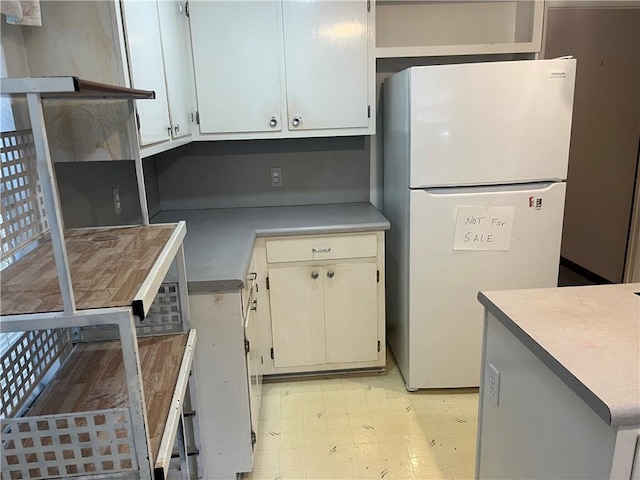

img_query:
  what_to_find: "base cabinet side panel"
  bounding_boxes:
[189,292,253,479]
[477,314,617,479]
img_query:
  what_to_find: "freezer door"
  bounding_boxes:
[408,59,576,188]
[407,182,566,388]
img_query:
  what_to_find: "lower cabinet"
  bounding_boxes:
[256,231,386,375]
[188,231,384,477]
[188,264,263,479]
[269,263,379,368]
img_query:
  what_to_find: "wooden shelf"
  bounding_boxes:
[0,76,155,100]
[27,333,192,464]
[1,223,185,318]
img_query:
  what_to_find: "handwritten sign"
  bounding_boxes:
[453,206,515,251]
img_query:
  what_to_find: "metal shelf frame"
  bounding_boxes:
[0,77,195,480]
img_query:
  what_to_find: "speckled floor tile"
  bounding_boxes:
[243,349,478,480]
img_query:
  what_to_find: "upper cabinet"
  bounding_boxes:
[376,0,543,58]
[10,0,197,160]
[121,0,197,155]
[190,0,376,140]
[189,1,284,135]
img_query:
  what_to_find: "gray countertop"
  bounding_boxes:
[152,203,389,292]
[478,283,640,427]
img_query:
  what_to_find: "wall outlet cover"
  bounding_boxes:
[112,188,122,215]
[271,167,282,188]
[487,361,500,406]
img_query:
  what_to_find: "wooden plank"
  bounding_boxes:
[1,225,176,316]
[27,333,189,462]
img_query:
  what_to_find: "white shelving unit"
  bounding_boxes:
[0,77,196,480]
[376,0,544,58]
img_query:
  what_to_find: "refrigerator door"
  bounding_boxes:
[406,182,566,389]
[408,59,576,188]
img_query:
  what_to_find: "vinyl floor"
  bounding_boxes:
[245,349,478,480]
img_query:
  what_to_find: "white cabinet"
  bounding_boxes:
[281,0,370,131]
[157,0,197,141]
[324,263,378,364]
[189,0,375,140]
[121,0,196,154]
[260,232,386,375]
[189,1,284,135]
[270,263,378,368]
[269,266,326,368]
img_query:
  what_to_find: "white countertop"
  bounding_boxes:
[152,203,389,292]
[478,283,640,427]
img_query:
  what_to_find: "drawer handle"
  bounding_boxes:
[312,247,331,253]
[247,272,257,282]
[311,271,319,280]
[327,270,335,278]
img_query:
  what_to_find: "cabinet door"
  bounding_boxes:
[190,1,284,134]
[324,263,378,364]
[282,0,369,131]
[157,0,196,140]
[244,298,262,439]
[269,266,325,368]
[121,1,171,146]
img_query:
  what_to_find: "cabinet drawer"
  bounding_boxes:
[266,234,377,263]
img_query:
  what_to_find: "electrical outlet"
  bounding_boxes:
[487,362,500,406]
[271,167,282,187]
[112,188,122,215]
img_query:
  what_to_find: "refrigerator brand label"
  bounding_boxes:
[453,207,515,251]
[550,71,567,78]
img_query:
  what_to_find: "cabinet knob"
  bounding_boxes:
[251,299,257,311]
[174,124,180,133]
[311,271,319,280]
[269,117,278,128]
[291,116,302,127]
[327,270,335,278]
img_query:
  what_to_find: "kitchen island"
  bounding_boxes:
[152,202,389,479]
[476,283,640,479]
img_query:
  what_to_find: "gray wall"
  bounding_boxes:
[55,160,161,228]
[543,6,640,282]
[152,137,370,211]
[54,136,368,228]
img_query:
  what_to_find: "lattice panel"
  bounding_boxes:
[0,409,137,479]
[138,283,183,335]
[0,130,48,263]
[1,329,71,420]
[79,283,184,340]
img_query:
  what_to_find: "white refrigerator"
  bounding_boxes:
[383,58,577,389]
